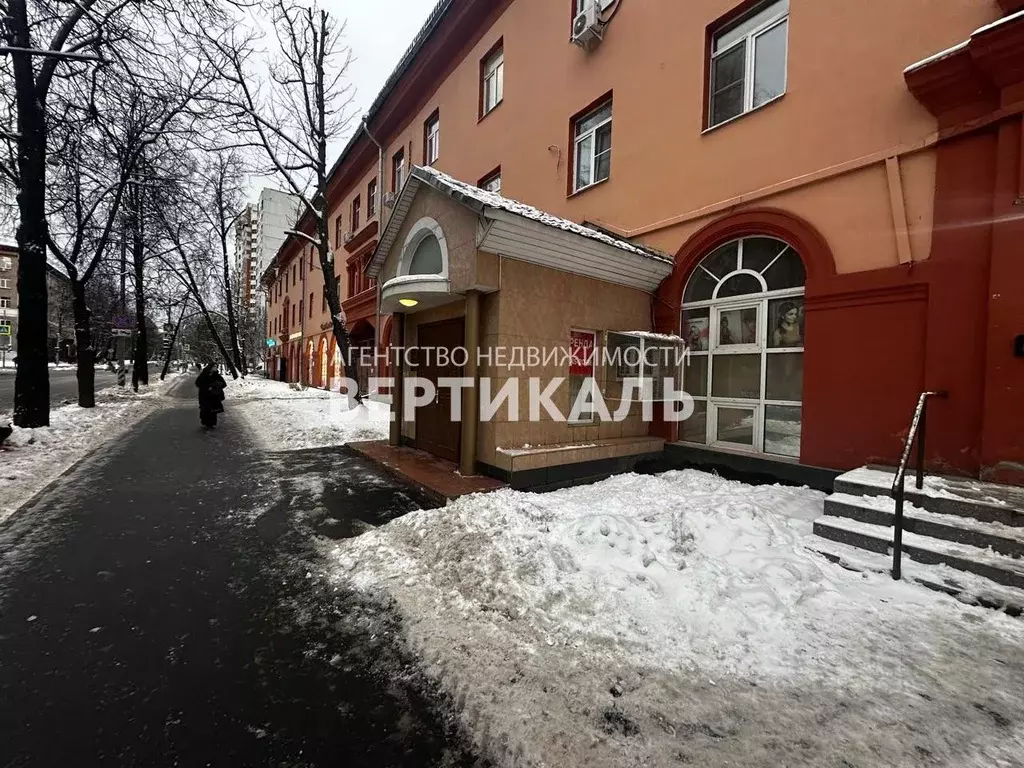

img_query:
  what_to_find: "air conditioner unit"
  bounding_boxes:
[571,2,603,49]
[342,231,355,244]
[383,192,398,209]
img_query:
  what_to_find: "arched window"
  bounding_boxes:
[680,236,805,458]
[398,217,449,279]
[408,234,443,275]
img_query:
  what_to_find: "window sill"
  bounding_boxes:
[701,92,786,136]
[568,176,610,199]
[478,100,503,124]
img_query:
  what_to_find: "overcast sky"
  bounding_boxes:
[326,0,439,158]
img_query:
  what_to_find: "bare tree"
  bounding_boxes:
[152,152,241,379]
[45,58,215,406]
[201,152,245,374]
[0,0,231,422]
[205,0,359,395]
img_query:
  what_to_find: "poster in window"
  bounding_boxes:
[719,307,758,346]
[569,330,595,376]
[769,298,804,348]
[683,315,709,352]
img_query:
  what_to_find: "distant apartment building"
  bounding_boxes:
[0,242,76,361]
[0,242,16,357]
[234,189,300,308]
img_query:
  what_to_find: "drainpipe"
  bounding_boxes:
[301,245,307,386]
[362,116,386,384]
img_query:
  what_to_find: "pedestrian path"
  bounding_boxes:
[0,378,480,767]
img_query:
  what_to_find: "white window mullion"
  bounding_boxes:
[744,35,756,112]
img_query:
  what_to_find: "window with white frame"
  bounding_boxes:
[568,329,597,423]
[573,100,612,192]
[0,298,9,308]
[424,112,440,165]
[0,320,10,331]
[680,236,805,457]
[0,278,10,289]
[479,169,501,194]
[708,0,789,128]
[392,149,405,193]
[606,331,685,403]
[0,256,11,271]
[482,45,504,116]
[574,0,615,15]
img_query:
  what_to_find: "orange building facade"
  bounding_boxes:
[263,0,1024,486]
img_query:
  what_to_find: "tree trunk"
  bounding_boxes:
[131,197,148,391]
[72,280,96,408]
[10,0,50,427]
[221,235,244,377]
[160,303,187,381]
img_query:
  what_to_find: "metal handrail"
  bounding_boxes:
[890,390,947,579]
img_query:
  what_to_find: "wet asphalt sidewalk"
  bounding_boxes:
[0,377,481,767]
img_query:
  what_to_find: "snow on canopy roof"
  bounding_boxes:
[414,166,673,265]
[904,9,1024,74]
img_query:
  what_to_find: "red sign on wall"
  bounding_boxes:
[569,330,595,376]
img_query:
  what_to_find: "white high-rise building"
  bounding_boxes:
[233,189,301,308]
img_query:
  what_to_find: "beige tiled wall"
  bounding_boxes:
[482,258,654,454]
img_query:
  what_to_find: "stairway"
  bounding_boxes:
[812,466,1024,614]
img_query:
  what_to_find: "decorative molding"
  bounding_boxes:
[343,220,379,254]
[803,281,928,312]
[905,12,1024,120]
[885,156,914,265]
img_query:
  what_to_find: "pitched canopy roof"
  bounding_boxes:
[368,166,674,293]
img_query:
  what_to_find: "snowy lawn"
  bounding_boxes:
[230,376,389,451]
[0,374,183,523]
[324,470,1024,767]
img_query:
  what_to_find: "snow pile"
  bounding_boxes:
[325,470,1024,767]
[0,374,183,523]
[232,377,389,451]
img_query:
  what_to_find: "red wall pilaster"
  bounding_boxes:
[980,116,1024,483]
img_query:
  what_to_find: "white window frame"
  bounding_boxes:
[575,0,615,14]
[708,0,789,129]
[425,115,440,165]
[392,151,405,193]
[680,236,804,457]
[568,328,598,424]
[0,297,9,308]
[481,172,501,194]
[0,257,11,271]
[573,102,612,193]
[0,278,9,289]
[482,48,504,116]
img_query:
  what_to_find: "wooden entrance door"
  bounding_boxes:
[415,318,464,463]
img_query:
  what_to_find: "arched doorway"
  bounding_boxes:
[331,337,342,391]
[306,339,315,386]
[318,336,328,389]
[679,235,805,458]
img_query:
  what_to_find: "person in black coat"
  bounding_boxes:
[195,362,227,428]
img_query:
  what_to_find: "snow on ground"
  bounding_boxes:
[323,470,1024,767]
[0,374,183,523]
[231,376,389,451]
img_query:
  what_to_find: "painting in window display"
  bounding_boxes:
[683,314,709,351]
[719,307,758,346]
[769,298,804,348]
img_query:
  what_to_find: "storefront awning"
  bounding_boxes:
[367,166,674,293]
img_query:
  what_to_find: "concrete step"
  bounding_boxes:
[809,538,1024,616]
[824,493,1024,558]
[813,515,1024,591]
[833,466,1024,527]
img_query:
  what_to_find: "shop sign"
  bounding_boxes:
[569,330,595,376]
